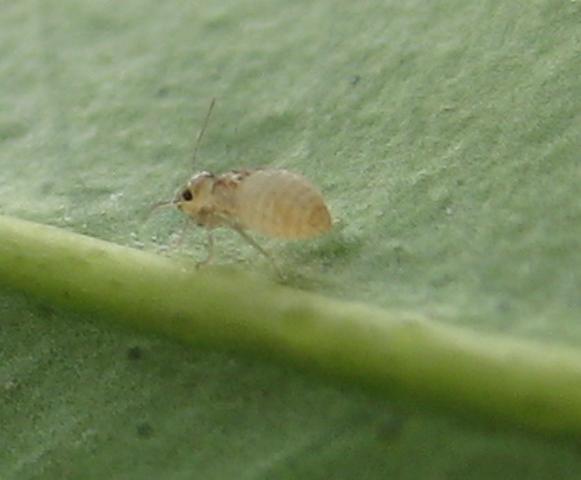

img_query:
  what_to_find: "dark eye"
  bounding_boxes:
[181,189,193,201]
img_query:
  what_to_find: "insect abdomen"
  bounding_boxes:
[234,169,332,239]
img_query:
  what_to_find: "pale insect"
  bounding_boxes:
[154,99,332,272]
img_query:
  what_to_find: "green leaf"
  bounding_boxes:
[1,1,580,478]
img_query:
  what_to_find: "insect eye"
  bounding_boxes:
[181,189,193,201]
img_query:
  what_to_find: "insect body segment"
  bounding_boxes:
[174,168,332,239]
[235,169,332,239]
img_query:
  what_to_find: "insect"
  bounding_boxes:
[154,99,332,272]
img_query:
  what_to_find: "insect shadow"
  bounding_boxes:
[277,225,365,289]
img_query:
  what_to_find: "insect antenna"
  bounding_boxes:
[148,99,216,219]
[191,97,216,169]
[146,200,174,220]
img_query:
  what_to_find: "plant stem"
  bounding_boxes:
[1,214,581,436]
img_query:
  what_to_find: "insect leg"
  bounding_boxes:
[232,226,282,276]
[196,230,215,268]
[169,216,192,249]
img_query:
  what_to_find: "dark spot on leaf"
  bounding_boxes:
[376,414,406,442]
[127,346,143,360]
[39,181,56,195]
[156,86,170,97]
[137,422,154,438]
[349,74,361,86]
[35,302,56,317]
